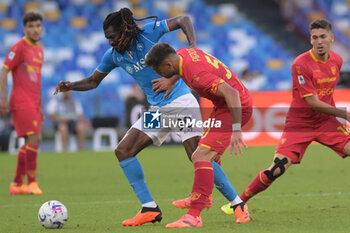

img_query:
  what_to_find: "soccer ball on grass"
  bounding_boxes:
[38,200,68,229]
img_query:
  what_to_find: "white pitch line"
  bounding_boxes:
[1,192,349,208]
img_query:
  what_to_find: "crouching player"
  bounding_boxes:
[146,42,252,227]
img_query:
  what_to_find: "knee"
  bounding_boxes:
[265,157,291,181]
[191,147,212,163]
[58,124,68,134]
[115,145,133,162]
[76,122,86,133]
[191,151,201,163]
[27,134,42,146]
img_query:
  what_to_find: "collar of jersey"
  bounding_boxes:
[179,55,183,76]
[309,49,330,64]
[23,37,36,47]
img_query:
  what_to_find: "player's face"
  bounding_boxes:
[104,26,120,50]
[153,62,176,78]
[310,28,334,58]
[24,20,42,43]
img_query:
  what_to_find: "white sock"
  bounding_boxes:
[142,201,157,208]
[230,196,243,206]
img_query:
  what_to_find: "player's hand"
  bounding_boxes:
[0,97,9,116]
[152,77,174,99]
[229,131,248,156]
[54,81,72,95]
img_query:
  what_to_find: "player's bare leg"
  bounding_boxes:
[240,153,292,202]
[115,128,162,226]
[76,121,87,150]
[58,123,69,151]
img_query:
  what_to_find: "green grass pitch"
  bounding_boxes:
[1,144,350,233]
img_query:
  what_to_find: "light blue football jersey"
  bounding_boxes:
[96,20,190,107]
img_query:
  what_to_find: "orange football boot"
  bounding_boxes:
[166,214,202,228]
[122,206,162,226]
[234,202,250,223]
[28,182,43,195]
[172,194,212,210]
[9,183,30,195]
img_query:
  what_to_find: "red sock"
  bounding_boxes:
[13,146,27,186]
[26,144,38,184]
[240,170,273,202]
[187,161,214,217]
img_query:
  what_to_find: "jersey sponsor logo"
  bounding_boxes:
[8,51,15,60]
[317,87,334,96]
[131,59,146,73]
[317,77,336,84]
[117,56,123,62]
[143,110,161,129]
[156,21,160,27]
[33,57,43,64]
[298,75,305,85]
[126,65,133,74]
[136,42,144,51]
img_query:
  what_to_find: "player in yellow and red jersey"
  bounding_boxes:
[0,12,44,195]
[236,18,350,207]
[145,43,252,227]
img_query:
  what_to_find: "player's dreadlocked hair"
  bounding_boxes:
[103,8,158,53]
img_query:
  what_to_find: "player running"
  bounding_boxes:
[0,12,44,195]
[236,18,350,206]
[54,8,244,226]
[145,42,252,227]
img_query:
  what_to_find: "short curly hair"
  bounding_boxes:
[145,43,177,67]
[309,18,332,31]
[22,11,43,26]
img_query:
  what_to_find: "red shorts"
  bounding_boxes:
[276,117,350,164]
[11,108,41,137]
[199,105,252,155]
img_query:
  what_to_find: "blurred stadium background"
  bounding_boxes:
[0,0,350,151]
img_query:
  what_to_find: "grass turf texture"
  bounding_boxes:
[0,144,350,233]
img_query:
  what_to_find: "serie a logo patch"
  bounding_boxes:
[8,51,15,60]
[298,75,305,85]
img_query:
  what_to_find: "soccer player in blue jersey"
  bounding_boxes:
[55,8,245,226]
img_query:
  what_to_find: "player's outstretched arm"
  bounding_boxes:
[166,16,196,48]
[304,95,349,121]
[0,68,10,115]
[216,82,247,156]
[54,70,107,95]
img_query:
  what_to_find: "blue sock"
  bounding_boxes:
[212,161,238,202]
[119,157,154,204]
